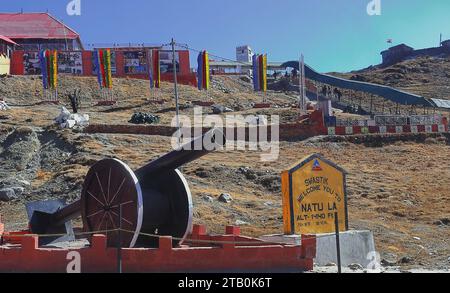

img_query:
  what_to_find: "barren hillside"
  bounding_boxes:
[337,56,450,100]
[0,73,449,271]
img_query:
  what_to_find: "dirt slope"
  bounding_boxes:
[338,56,450,100]
[0,74,449,270]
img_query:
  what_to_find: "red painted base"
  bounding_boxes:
[193,101,215,107]
[253,103,272,109]
[96,100,117,106]
[0,221,316,273]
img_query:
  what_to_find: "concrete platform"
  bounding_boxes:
[260,230,378,268]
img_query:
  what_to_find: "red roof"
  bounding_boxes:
[0,35,17,45]
[0,13,79,40]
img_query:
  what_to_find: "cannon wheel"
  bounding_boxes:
[81,159,143,248]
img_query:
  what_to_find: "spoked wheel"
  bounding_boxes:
[80,159,143,248]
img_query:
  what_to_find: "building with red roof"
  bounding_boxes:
[0,12,83,50]
[0,35,17,74]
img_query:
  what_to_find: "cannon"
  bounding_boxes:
[26,129,225,248]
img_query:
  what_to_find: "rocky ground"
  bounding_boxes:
[337,56,450,100]
[0,73,449,272]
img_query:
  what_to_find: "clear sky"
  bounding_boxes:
[2,0,450,72]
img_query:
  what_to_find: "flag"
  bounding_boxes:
[203,51,210,90]
[253,54,267,92]
[39,50,58,90]
[197,51,204,90]
[260,54,267,92]
[197,51,210,91]
[46,50,52,89]
[52,50,58,89]
[93,50,103,89]
[39,50,48,90]
[154,50,161,89]
[147,49,154,89]
[99,50,107,88]
[93,49,113,89]
[252,54,260,91]
[105,49,113,89]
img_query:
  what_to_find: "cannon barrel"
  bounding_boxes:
[135,128,225,179]
[27,129,225,247]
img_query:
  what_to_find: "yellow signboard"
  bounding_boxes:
[281,154,348,235]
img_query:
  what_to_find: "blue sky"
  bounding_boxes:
[2,0,450,72]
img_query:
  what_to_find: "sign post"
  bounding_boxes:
[281,154,348,235]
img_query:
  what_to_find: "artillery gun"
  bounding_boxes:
[26,129,225,248]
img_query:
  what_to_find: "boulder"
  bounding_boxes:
[218,193,233,203]
[0,188,17,202]
[0,101,10,111]
[212,105,233,114]
[129,112,160,125]
[56,107,90,129]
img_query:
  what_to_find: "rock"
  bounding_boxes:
[239,75,252,83]
[72,114,90,127]
[195,168,210,178]
[203,195,214,203]
[55,107,71,124]
[0,188,17,202]
[55,107,90,129]
[62,119,76,129]
[235,220,249,226]
[212,105,233,114]
[129,112,160,125]
[377,193,390,199]
[399,256,413,264]
[439,218,449,226]
[238,167,257,180]
[11,186,25,196]
[17,179,31,186]
[381,259,397,267]
[0,101,10,110]
[348,263,364,271]
[218,193,233,203]
[256,175,281,192]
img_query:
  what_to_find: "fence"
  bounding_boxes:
[10,49,197,87]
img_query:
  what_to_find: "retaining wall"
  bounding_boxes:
[0,224,316,273]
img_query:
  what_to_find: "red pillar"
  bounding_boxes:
[115,51,125,77]
[82,51,93,76]
[10,51,24,75]
[178,50,191,75]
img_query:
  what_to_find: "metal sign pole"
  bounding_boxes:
[299,54,306,112]
[334,211,342,274]
[171,38,181,146]
[117,204,123,274]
